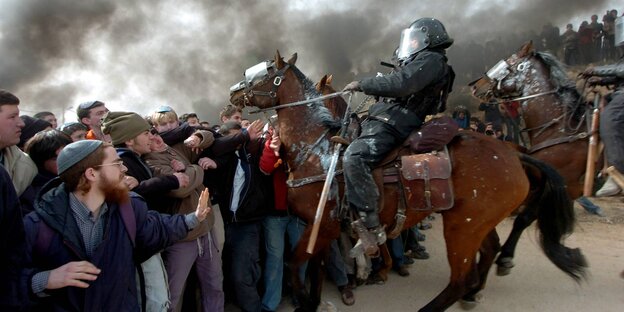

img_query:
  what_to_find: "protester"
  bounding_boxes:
[0,90,37,197]
[20,140,211,311]
[33,111,58,129]
[77,100,110,142]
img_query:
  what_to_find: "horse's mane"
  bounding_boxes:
[535,52,584,119]
[289,65,341,129]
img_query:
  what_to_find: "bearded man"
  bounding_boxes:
[20,140,211,311]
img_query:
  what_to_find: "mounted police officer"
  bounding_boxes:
[342,17,455,255]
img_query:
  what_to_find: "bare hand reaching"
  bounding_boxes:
[194,188,211,222]
[47,261,101,290]
[198,157,217,170]
[247,120,264,141]
[173,172,190,188]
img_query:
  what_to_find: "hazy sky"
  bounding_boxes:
[0,0,620,124]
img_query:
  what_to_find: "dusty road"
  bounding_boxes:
[279,196,624,312]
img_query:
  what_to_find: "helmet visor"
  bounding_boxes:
[397,27,428,61]
[244,61,271,86]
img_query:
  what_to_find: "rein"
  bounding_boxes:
[248,91,348,114]
[490,88,559,104]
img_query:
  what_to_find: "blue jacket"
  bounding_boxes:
[20,178,189,311]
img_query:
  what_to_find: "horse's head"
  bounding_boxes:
[229,50,298,109]
[470,41,539,101]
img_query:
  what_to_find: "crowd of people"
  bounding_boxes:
[450,9,623,84]
[2,10,623,312]
[0,90,437,312]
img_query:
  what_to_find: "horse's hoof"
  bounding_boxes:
[460,293,483,310]
[459,299,479,310]
[496,257,514,276]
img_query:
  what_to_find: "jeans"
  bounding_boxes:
[600,92,624,173]
[261,215,307,311]
[387,237,406,269]
[224,221,262,312]
[325,240,348,287]
[140,253,170,312]
[162,233,224,312]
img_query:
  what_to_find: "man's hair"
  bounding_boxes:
[151,110,178,126]
[24,130,72,171]
[0,90,20,108]
[34,111,54,119]
[219,120,242,136]
[60,142,111,193]
[185,113,198,120]
[219,104,242,120]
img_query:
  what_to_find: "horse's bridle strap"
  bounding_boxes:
[526,132,589,154]
[287,169,344,188]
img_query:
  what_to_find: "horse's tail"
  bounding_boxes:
[520,154,588,282]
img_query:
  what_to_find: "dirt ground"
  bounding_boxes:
[275,195,624,312]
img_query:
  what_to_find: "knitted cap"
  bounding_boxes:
[57,140,103,175]
[101,111,151,146]
[19,115,52,148]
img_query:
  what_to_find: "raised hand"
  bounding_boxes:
[247,120,264,141]
[194,188,212,221]
[123,176,139,190]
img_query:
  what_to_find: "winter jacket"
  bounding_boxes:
[20,178,190,311]
[0,165,26,311]
[1,145,37,196]
[212,137,272,223]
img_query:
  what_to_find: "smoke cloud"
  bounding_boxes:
[0,0,618,123]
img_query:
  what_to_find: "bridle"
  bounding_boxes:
[482,55,590,153]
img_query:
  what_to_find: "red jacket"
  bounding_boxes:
[259,139,288,211]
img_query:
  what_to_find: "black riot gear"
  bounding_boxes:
[397,17,454,62]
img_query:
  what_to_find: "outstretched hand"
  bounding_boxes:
[247,120,264,141]
[343,81,361,92]
[194,188,211,222]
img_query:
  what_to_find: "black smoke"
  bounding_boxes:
[0,0,616,123]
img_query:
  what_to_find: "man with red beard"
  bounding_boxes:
[20,140,211,311]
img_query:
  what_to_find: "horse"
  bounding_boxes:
[471,41,596,275]
[229,51,586,311]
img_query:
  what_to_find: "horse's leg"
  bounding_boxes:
[419,211,492,312]
[496,203,538,275]
[291,225,335,312]
[461,229,501,309]
[376,243,392,282]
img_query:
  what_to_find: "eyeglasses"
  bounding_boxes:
[95,161,125,169]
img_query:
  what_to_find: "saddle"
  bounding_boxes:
[372,116,458,238]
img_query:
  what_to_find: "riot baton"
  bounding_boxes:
[582,93,602,197]
[306,93,353,254]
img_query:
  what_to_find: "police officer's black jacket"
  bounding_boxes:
[359,49,453,134]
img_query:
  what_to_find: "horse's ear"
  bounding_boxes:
[275,50,285,69]
[518,41,534,57]
[316,75,329,91]
[287,53,297,65]
[327,74,333,85]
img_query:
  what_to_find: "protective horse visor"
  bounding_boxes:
[486,60,511,81]
[615,16,623,47]
[245,61,271,86]
[397,27,428,61]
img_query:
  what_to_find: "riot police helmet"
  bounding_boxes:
[397,17,453,62]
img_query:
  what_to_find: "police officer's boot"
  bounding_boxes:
[349,219,386,258]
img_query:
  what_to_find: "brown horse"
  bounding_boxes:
[471,41,597,275]
[229,51,586,311]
